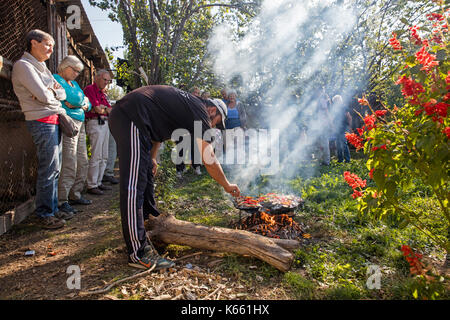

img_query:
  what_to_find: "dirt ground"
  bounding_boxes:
[0,174,290,300]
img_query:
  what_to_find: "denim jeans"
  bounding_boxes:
[26,121,61,218]
[336,132,351,163]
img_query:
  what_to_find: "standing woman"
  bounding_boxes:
[54,55,92,214]
[224,91,247,162]
[11,30,70,229]
[225,91,247,130]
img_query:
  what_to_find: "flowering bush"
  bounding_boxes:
[400,245,446,300]
[344,4,449,252]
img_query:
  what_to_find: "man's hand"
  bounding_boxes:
[65,101,78,109]
[224,184,240,197]
[94,104,107,114]
[151,158,158,176]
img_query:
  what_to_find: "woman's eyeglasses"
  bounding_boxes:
[70,66,82,74]
[103,78,112,83]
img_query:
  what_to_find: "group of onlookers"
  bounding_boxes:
[314,90,352,165]
[11,29,118,229]
[174,86,249,177]
[11,29,352,231]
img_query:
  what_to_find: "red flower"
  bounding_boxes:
[410,25,422,45]
[358,97,369,106]
[427,12,445,21]
[423,100,437,115]
[434,102,449,117]
[401,245,425,276]
[375,110,388,117]
[415,45,439,71]
[344,171,367,189]
[372,144,387,151]
[364,115,377,131]
[357,127,364,136]
[395,76,425,98]
[351,190,363,199]
[401,245,412,255]
[369,168,374,179]
[345,132,364,150]
[389,32,402,50]
[444,127,450,139]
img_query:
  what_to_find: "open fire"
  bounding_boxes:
[231,193,309,240]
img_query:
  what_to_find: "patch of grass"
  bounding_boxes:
[154,153,448,300]
[283,272,316,299]
[324,283,363,300]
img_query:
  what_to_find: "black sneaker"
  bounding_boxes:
[128,248,175,270]
[59,202,77,214]
[98,184,112,191]
[87,187,104,195]
[102,175,119,184]
[69,196,92,205]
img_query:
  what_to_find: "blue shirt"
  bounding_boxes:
[53,74,91,122]
[225,108,241,129]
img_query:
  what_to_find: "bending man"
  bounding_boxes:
[109,85,241,270]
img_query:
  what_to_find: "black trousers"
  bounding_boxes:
[109,108,159,263]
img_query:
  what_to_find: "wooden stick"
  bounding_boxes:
[79,264,156,296]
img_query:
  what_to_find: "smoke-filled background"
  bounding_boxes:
[207,0,360,193]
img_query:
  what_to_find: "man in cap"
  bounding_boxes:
[109,85,240,270]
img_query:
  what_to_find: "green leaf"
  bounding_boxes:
[398,218,409,229]
[373,169,386,189]
[413,289,418,299]
[436,49,447,62]
[400,18,409,25]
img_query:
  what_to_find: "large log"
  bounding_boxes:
[146,213,295,272]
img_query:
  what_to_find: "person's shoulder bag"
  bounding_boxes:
[59,112,79,137]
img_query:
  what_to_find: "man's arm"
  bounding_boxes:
[150,141,161,176]
[84,86,106,114]
[196,137,240,197]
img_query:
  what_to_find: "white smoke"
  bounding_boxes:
[208,0,358,192]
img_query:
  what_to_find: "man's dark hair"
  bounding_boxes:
[25,29,54,52]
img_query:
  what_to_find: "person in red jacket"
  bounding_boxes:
[83,69,113,195]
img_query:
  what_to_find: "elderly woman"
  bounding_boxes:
[225,91,247,130]
[53,55,92,214]
[11,29,69,229]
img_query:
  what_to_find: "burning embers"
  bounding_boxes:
[231,193,308,240]
[233,193,303,214]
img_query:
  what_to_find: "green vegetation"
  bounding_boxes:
[154,144,449,299]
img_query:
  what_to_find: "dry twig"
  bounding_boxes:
[79,264,156,296]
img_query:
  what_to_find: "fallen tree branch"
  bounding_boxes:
[79,264,156,296]
[146,213,295,272]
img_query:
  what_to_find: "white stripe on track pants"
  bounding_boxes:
[108,111,159,263]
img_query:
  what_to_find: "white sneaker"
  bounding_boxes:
[176,171,182,178]
[195,167,201,175]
